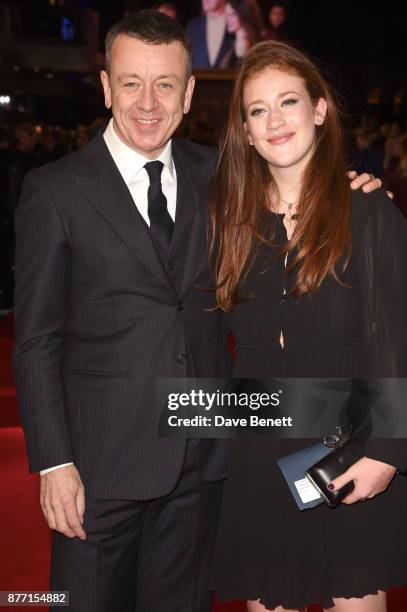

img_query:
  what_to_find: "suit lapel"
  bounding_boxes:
[201,16,211,68]
[171,141,208,296]
[73,134,173,290]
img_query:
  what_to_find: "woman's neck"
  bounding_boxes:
[269,167,302,214]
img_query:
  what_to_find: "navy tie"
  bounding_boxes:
[144,160,174,258]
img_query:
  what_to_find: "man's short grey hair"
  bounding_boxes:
[105,9,192,78]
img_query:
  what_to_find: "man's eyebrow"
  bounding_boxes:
[155,74,182,82]
[117,73,141,81]
[117,73,181,82]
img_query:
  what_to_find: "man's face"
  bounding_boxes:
[202,0,225,14]
[100,35,195,159]
[16,129,36,153]
[269,5,286,28]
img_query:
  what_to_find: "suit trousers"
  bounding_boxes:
[50,440,224,612]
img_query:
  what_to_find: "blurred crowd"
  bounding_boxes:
[352,118,407,217]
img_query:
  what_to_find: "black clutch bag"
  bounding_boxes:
[305,426,364,508]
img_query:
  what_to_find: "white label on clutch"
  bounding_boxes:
[294,478,322,503]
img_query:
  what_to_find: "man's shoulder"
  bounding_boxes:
[24,132,104,189]
[27,150,80,182]
[173,139,218,181]
[186,15,205,34]
[173,138,218,164]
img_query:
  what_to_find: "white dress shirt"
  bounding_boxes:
[40,119,177,476]
[103,118,177,224]
[206,12,226,67]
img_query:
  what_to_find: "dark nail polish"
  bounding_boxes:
[328,483,334,491]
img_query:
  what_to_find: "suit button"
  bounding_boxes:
[167,260,175,271]
[177,301,184,311]
[177,353,187,364]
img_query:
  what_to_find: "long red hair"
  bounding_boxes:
[209,40,351,311]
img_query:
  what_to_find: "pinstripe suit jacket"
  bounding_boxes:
[13,133,231,499]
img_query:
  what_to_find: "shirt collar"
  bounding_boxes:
[103,118,175,185]
[207,11,226,23]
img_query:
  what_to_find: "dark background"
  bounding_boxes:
[1,0,406,126]
[2,0,407,87]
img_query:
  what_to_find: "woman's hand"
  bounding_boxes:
[328,457,397,504]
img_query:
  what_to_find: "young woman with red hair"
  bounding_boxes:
[209,41,407,612]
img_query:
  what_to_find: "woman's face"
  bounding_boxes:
[225,3,241,32]
[243,67,326,176]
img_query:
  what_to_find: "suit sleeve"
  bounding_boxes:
[13,169,74,472]
[361,191,407,472]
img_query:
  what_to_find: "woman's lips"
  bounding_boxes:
[268,132,295,145]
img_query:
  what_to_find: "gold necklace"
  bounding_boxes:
[279,198,298,221]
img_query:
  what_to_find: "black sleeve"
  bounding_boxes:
[359,190,407,472]
[13,169,74,472]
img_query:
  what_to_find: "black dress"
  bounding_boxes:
[210,189,407,610]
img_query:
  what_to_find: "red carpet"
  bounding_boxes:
[1,314,406,611]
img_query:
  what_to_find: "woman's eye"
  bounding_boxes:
[282,98,298,106]
[250,108,265,117]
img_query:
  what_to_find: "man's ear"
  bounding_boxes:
[100,70,112,110]
[183,75,195,114]
[314,97,327,126]
[244,122,254,145]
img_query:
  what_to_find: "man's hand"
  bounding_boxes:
[329,456,397,505]
[40,464,86,539]
[347,170,394,199]
[347,170,383,193]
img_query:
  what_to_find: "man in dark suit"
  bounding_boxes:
[13,10,230,612]
[186,0,234,69]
